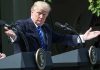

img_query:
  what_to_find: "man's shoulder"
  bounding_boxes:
[15,18,31,23]
[43,23,52,32]
[15,18,33,26]
[14,18,34,31]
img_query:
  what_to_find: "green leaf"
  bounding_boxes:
[88,5,93,10]
[48,0,52,2]
[89,0,93,3]
[92,9,97,13]
[88,0,100,16]
[97,11,100,16]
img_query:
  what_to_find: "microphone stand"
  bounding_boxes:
[64,23,88,69]
[64,23,84,48]
[55,22,83,48]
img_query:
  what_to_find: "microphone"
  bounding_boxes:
[55,22,73,31]
[55,21,83,47]
[0,20,14,29]
[55,22,65,28]
[0,20,29,52]
[0,20,17,31]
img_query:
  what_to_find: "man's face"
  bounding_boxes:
[31,8,49,26]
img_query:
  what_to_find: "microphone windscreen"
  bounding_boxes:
[0,20,6,26]
[55,22,65,28]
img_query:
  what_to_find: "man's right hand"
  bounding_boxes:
[4,27,17,42]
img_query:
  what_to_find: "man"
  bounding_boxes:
[5,1,100,53]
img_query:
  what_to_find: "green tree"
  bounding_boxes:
[88,0,100,17]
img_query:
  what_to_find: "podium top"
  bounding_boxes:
[0,52,36,69]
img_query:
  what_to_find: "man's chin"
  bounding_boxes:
[37,23,43,26]
[37,22,44,25]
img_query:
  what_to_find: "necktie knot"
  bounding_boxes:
[37,26,43,36]
[37,26,41,30]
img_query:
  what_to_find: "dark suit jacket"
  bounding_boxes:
[13,18,79,53]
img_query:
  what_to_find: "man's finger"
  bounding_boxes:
[85,27,92,34]
[4,27,9,31]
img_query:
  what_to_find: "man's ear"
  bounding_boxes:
[31,11,33,13]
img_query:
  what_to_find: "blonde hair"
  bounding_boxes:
[31,1,51,13]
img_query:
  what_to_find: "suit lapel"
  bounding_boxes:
[28,18,41,48]
[28,18,49,49]
[42,26,49,46]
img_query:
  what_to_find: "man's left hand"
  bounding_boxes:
[83,27,100,41]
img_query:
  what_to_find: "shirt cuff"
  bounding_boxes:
[77,35,85,43]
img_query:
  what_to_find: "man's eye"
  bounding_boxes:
[36,12,41,14]
[43,14,46,16]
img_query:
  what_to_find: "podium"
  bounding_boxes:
[0,52,52,70]
[52,48,100,70]
[0,48,100,70]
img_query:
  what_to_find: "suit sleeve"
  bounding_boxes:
[12,20,27,53]
[52,31,80,46]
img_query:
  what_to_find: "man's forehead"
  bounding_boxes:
[33,7,49,13]
[34,8,49,14]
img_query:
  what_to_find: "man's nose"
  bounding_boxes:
[39,14,44,18]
